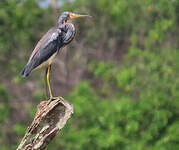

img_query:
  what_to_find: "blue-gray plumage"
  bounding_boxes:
[21,11,91,100]
[21,27,60,77]
[22,20,75,77]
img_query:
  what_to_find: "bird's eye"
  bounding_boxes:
[64,18,67,23]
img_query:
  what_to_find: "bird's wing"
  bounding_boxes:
[22,27,63,76]
[28,27,61,63]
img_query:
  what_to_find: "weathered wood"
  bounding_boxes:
[17,97,73,150]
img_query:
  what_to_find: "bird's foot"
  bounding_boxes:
[49,96,63,101]
[47,96,64,105]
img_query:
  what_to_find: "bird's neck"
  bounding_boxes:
[58,22,75,32]
[58,22,76,44]
[58,20,68,29]
[58,17,65,25]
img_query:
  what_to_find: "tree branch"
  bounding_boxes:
[16,97,73,150]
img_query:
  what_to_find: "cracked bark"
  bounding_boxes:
[16,97,73,150]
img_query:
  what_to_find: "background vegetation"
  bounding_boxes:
[0,0,178,150]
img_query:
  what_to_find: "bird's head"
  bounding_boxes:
[58,11,91,24]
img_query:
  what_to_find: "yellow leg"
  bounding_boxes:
[45,68,49,99]
[46,65,63,102]
[47,65,53,100]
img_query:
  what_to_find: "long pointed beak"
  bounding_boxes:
[69,13,92,19]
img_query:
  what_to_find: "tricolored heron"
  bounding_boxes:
[21,12,91,100]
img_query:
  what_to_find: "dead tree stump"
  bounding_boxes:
[16,97,73,150]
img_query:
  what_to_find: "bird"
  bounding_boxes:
[21,11,91,100]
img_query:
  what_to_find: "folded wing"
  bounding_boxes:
[21,27,63,77]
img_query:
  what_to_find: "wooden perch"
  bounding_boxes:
[17,97,73,150]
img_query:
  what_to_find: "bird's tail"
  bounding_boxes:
[21,63,33,77]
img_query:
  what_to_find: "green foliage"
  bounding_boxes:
[0,84,11,150]
[0,83,9,123]
[63,0,179,51]
[13,123,27,136]
[48,48,179,150]
[0,84,8,100]
[33,90,45,100]
[0,1,52,149]
[0,0,179,150]
[0,0,53,76]
[0,103,9,123]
